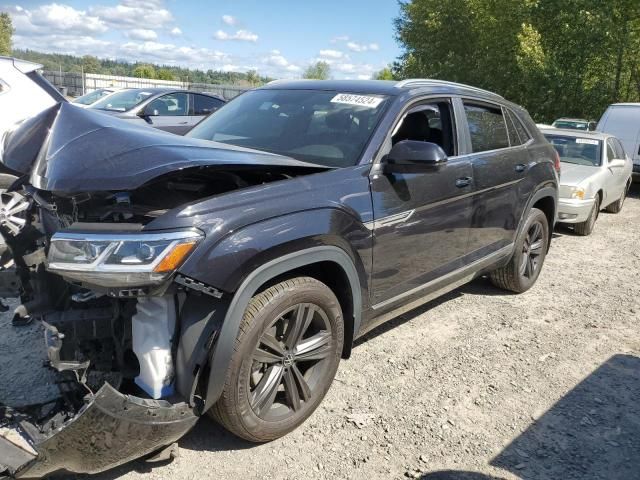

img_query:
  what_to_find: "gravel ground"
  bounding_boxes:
[2,186,639,480]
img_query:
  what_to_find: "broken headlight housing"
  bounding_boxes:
[47,230,203,287]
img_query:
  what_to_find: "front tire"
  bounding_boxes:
[210,277,344,442]
[489,207,549,293]
[574,195,600,236]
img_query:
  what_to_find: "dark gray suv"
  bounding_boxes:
[0,79,558,478]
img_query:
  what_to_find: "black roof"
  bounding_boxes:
[260,79,506,103]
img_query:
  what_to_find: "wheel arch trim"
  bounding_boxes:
[203,245,361,411]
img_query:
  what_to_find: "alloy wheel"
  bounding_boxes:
[519,220,544,279]
[248,302,334,420]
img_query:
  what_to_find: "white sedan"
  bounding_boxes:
[541,128,633,235]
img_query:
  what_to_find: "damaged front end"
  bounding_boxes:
[0,103,323,478]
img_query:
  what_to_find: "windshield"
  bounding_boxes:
[90,89,154,112]
[545,134,602,166]
[187,89,390,168]
[552,120,588,130]
[73,89,111,106]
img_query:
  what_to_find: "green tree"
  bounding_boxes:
[373,67,395,80]
[303,61,331,80]
[81,55,101,74]
[395,0,640,122]
[133,64,156,79]
[246,69,260,86]
[0,12,13,56]
[156,69,175,80]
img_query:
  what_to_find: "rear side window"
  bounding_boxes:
[508,110,531,145]
[463,102,509,152]
[192,94,224,115]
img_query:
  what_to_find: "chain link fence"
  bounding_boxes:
[42,71,248,100]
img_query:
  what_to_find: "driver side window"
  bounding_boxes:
[606,140,616,163]
[147,93,189,116]
[391,100,456,156]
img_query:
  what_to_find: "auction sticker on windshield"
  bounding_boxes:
[576,138,599,145]
[331,93,384,108]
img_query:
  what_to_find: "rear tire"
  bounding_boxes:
[209,276,343,442]
[605,182,629,214]
[489,207,549,293]
[575,195,600,236]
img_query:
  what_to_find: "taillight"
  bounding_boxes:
[553,150,561,175]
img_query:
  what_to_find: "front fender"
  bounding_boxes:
[178,208,372,297]
[200,244,364,412]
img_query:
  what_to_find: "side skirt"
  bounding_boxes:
[359,243,514,337]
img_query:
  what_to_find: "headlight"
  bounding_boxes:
[569,187,586,200]
[47,230,203,287]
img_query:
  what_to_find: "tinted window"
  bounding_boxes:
[147,93,188,116]
[544,134,602,167]
[392,101,456,156]
[509,110,531,144]
[187,89,389,168]
[505,110,520,146]
[192,94,224,115]
[464,102,509,152]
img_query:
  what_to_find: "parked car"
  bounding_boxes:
[88,87,226,134]
[541,128,632,235]
[72,87,122,107]
[597,103,640,182]
[552,118,596,131]
[0,56,66,185]
[0,79,558,478]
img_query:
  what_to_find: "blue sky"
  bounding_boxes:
[4,0,403,79]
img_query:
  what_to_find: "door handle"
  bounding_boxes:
[455,177,472,188]
[515,163,527,173]
[178,121,189,125]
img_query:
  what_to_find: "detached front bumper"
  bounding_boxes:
[557,197,595,223]
[1,384,198,479]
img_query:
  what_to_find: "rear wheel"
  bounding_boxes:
[575,195,600,236]
[605,182,629,214]
[210,277,344,442]
[489,207,549,293]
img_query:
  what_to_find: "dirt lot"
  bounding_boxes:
[2,187,639,480]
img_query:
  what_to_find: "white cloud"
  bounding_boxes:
[90,1,173,29]
[7,4,107,35]
[170,27,182,36]
[128,28,158,41]
[346,41,379,52]
[222,15,237,26]
[120,41,228,64]
[214,29,258,42]
[319,49,345,59]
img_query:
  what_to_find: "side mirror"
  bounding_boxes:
[609,159,626,168]
[588,122,597,131]
[383,140,448,174]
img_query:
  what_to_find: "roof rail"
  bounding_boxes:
[395,78,504,99]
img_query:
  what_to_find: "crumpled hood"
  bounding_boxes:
[559,162,600,187]
[1,102,324,193]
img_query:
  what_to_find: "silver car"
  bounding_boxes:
[541,128,633,235]
[88,88,225,135]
